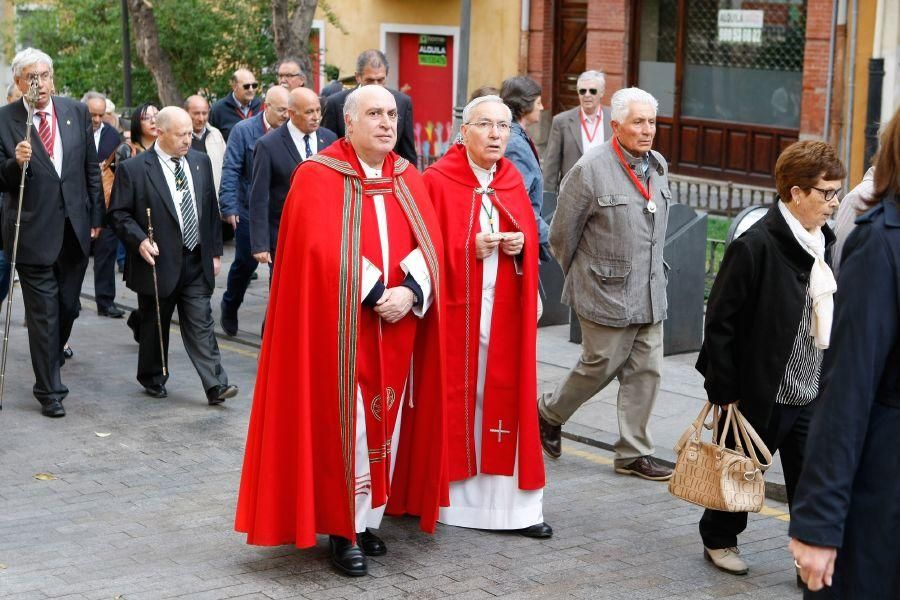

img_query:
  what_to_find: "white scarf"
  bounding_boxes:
[778,200,836,349]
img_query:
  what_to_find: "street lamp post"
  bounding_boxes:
[452,0,472,137]
[121,0,132,108]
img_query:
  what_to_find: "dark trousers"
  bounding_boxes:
[221,218,257,318]
[93,226,119,310]
[136,248,227,393]
[16,221,88,404]
[699,401,815,549]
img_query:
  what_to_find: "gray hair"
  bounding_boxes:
[105,98,116,114]
[343,88,362,121]
[6,83,18,99]
[610,87,658,123]
[355,49,389,75]
[577,70,606,92]
[81,90,106,104]
[462,95,512,124]
[11,47,53,79]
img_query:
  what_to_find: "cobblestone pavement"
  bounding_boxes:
[0,254,798,599]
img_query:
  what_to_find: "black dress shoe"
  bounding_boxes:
[220,301,238,336]
[538,410,562,459]
[206,384,238,405]
[329,535,367,577]
[517,522,553,539]
[62,345,74,360]
[143,384,167,398]
[127,310,140,343]
[98,305,125,318]
[41,400,66,418]
[357,529,387,556]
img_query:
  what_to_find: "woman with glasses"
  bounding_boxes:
[696,141,845,578]
[114,103,159,166]
[500,76,551,261]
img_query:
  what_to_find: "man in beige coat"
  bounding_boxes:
[185,95,226,196]
[538,87,673,481]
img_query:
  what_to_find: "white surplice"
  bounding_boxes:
[437,156,544,530]
[353,157,432,533]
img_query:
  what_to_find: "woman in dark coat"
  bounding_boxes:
[696,140,845,576]
[789,109,900,599]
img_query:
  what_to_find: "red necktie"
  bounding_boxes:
[37,111,53,158]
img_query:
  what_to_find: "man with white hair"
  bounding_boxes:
[0,47,104,418]
[108,106,237,406]
[424,94,552,538]
[184,95,226,195]
[236,85,446,578]
[542,70,612,212]
[538,87,673,482]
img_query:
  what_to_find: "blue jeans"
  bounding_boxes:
[221,218,258,317]
[0,249,11,304]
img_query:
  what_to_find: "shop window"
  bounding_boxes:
[638,0,678,116]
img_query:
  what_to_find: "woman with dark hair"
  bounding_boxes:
[115,102,159,165]
[789,108,900,598]
[500,76,550,259]
[696,140,845,577]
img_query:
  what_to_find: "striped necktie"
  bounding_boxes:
[171,158,199,250]
[37,111,53,157]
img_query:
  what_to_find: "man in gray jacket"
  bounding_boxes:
[538,87,673,481]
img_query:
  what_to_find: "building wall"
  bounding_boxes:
[848,0,878,183]
[317,0,521,98]
[587,0,628,96]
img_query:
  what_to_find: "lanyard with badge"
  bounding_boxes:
[612,136,656,213]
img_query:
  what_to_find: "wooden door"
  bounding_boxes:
[552,0,587,114]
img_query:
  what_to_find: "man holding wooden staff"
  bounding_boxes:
[109,106,237,405]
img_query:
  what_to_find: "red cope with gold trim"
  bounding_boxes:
[423,144,545,490]
[235,139,449,548]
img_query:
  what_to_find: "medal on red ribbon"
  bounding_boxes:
[612,136,656,213]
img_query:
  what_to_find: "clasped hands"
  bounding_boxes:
[374,286,415,323]
[475,231,524,259]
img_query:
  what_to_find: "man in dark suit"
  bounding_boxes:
[83,91,125,318]
[250,87,337,266]
[218,86,289,336]
[108,107,237,405]
[209,68,262,143]
[0,48,104,418]
[321,49,417,165]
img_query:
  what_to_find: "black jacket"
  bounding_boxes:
[696,204,835,431]
[209,93,262,143]
[108,147,223,298]
[96,123,122,163]
[248,124,337,255]
[0,96,104,265]
[321,86,417,166]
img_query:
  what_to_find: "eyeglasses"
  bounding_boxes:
[578,88,599,96]
[242,82,260,90]
[810,186,842,202]
[278,72,301,79]
[141,113,158,122]
[465,120,512,133]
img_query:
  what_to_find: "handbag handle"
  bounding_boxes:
[732,407,773,471]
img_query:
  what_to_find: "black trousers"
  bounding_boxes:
[699,401,815,549]
[136,248,227,393]
[92,226,119,310]
[16,221,88,404]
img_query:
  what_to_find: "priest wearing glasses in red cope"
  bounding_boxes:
[424,95,551,538]
[235,85,447,578]
[538,87,674,483]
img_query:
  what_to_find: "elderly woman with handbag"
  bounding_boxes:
[695,141,845,576]
[789,109,900,598]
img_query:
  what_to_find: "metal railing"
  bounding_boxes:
[669,174,776,217]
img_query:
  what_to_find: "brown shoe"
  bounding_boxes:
[614,456,673,481]
[538,410,562,459]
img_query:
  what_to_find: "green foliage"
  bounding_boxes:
[12,0,276,108]
[705,216,732,300]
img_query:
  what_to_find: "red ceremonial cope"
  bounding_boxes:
[612,136,652,201]
[579,110,602,144]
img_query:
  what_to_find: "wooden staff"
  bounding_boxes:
[0,74,41,411]
[146,208,167,377]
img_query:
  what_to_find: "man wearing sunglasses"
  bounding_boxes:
[210,68,262,142]
[542,70,612,216]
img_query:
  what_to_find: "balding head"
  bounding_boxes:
[155,107,193,158]
[184,94,210,133]
[263,85,290,129]
[231,68,258,105]
[288,87,321,134]
[344,85,397,167]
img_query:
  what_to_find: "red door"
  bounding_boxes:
[397,33,454,165]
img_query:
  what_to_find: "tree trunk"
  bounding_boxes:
[126,0,182,106]
[271,0,318,82]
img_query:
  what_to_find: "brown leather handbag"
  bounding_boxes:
[669,402,773,513]
[99,148,118,208]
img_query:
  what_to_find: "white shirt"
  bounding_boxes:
[287,120,318,160]
[468,154,499,290]
[27,97,63,175]
[580,108,604,153]
[154,144,200,238]
[93,123,104,153]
